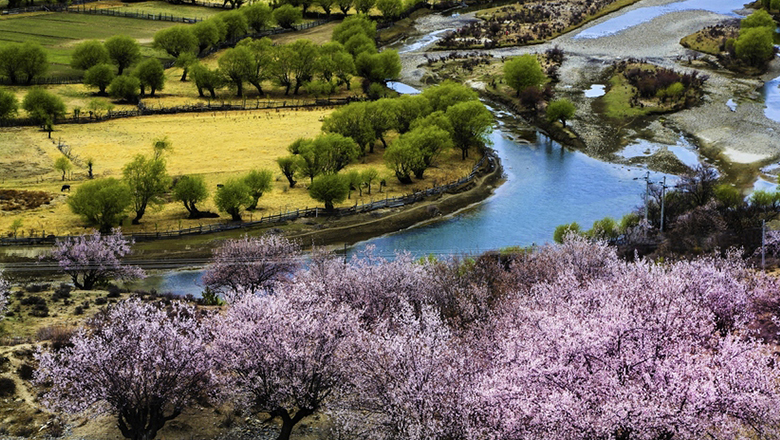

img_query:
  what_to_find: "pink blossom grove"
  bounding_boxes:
[202,234,302,298]
[35,299,214,440]
[35,236,780,440]
[0,270,8,319]
[49,229,145,290]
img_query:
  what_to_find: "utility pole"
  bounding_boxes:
[634,171,651,223]
[762,219,766,271]
[660,176,667,232]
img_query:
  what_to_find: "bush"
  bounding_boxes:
[108,75,141,103]
[95,296,108,305]
[36,325,76,351]
[0,377,15,397]
[17,362,34,381]
[52,283,72,301]
[553,222,581,243]
[25,283,49,293]
[273,4,302,29]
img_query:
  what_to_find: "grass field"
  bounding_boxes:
[0,12,178,77]
[0,108,474,237]
[93,0,225,20]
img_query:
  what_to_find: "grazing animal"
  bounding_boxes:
[216,184,224,188]
[61,185,71,192]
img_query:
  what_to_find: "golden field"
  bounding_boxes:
[0,108,475,237]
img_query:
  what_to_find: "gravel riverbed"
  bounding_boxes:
[395,0,780,175]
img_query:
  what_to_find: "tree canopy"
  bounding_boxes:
[504,54,547,97]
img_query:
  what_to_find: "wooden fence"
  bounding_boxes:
[1,0,96,15]
[0,152,497,246]
[67,4,204,22]
[0,96,363,128]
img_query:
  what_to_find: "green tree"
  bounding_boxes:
[321,102,376,154]
[384,136,422,184]
[273,4,303,29]
[108,75,141,103]
[749,189,780,212]
[504,54,546,97]
[410,110,452,133]
[71,40,110,71]
[344,33,377,58]
[215,178,252,221]
[123,154,171,224]
[317,42,348,83]
[404,125,453,179]
[243,169,274,210]
[17,43,49,85]
[215,10,249,41]
[736,26,775,67]
[587,217,619,240]
[361,167,379,194]
[395,95,432,133]
[22,88,66,125]
[356,49,401,83]
[238,37,274,94]
[546,98,576,127]
[445,100,493,160]
[772,0,780,12]
[54,156,73,181]
[291,138,322,183]
[309,173,349,210]
[333,50,356,89]
[313,132,360,173]
[153,26,198,60]
[219,46,253,97]
[173,175,209,218]
[346,169,362,198]
[67,178,132,233]
[354,0,376,14]
[104,35,141,75]
[135,59,165,96]
[318,0,336,15]
[277,155,298,188]
[83,64,115,95]
[290,39,320,95]
[175,52,198,82]
[741,9,775,29]
[420,80,479,112]
[241,3,273,32]
[337,0,353,15]
[190,63,224,99]
[333,13,376,44]
[553,222,581,244]
[192,20,221,53]
[714,183,743,209]
[0,89,18,120]
[366,99,398,148]
[376,0,402,19]
[0,44,22,84]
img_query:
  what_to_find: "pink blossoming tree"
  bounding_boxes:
[35,299,214,440]
[211,288,356,440]
[202,234,301,298]
[50,229,144,290]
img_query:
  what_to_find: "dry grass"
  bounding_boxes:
[0,108,475,237]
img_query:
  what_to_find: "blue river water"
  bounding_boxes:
[574,0,742,39]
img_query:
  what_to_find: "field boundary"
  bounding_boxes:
[0,95,363,128]
[0,150,498,246]
[67,4,205,23]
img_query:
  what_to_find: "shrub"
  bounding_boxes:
[17,362,34,381]
[52,283,72,301]
[0,377,15,397]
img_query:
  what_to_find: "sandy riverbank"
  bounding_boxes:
[398,0,780,182]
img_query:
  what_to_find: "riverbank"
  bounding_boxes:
[0,150,504,266]
[399,0,780,188]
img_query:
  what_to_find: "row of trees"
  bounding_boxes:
[0,42,48,85]
[189,15,400,98]
[35,232,780,440]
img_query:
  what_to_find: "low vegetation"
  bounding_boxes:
[436,0,642,49]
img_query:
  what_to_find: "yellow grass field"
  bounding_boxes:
[0,109,475,237]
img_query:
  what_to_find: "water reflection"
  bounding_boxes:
[574,0,742,39]
[760,75,780,122]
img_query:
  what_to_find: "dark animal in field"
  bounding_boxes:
[61,185,70,192]
[217,184,224,188]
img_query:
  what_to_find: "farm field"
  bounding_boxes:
[87,0,225,20]
[0,12,178,77]
[0,108,474,237]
